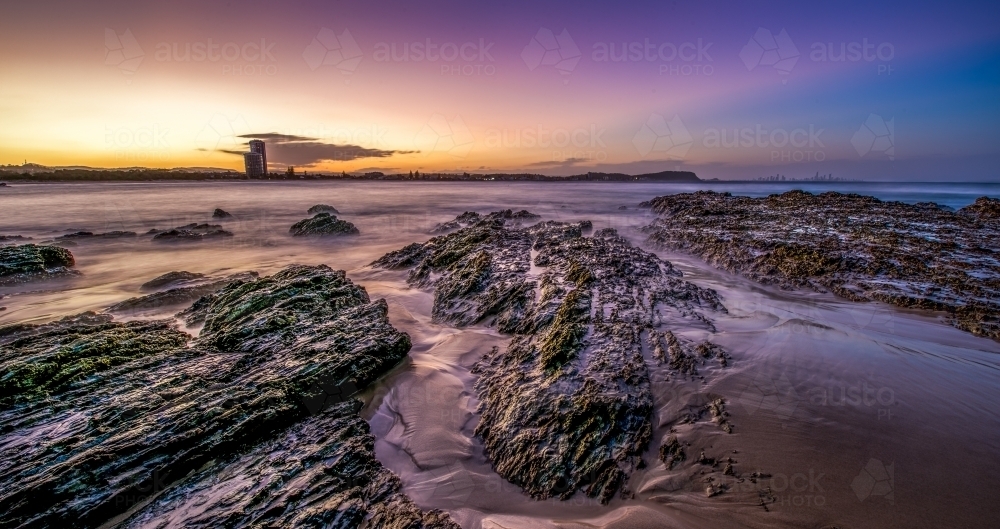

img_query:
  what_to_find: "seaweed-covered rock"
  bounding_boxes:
[642,191,1000,339]
[0,265,455,528]
[308,204,340,215]
[0,244,77,284]
[290,213,360,236]
[150,223,233,241]
[0,314,189,405]
[212,208,234,218]
[374,212,726,503]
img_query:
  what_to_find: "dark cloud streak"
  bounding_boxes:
[221,132,416,167]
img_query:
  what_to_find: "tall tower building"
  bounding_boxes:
[248,139,267,175]
[244,152,265,178]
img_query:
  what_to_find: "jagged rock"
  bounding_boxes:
[308,204,340,215]
[119,400,457,529]
[107,271,259,316]
[139,270,206,291]
[659,435,685,469]
[0,244,77,284]
[429,209,540,234]
[0,265,454,528]
[290,213,359,236]
[151,223,233,241]
[374,211,726,503]
[642,190,1000,339]
[212,208,234,218]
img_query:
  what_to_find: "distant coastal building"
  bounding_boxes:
[242,139,267,177]
[248,139,267,174]
[243,152,265,177]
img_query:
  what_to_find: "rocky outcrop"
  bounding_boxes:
[150,223,234,241]
[290,213,360,236]
[0,235,31,244]
[0,244,77,284]
[0,265,456,528]
[308,204,340,215]
[428,209,539,234]
[960,196,1000,220]
[212,208,234,218]
[374,212,727,503]
[642,190,1000,339]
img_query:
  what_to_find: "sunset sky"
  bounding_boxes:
[2,0,999,180]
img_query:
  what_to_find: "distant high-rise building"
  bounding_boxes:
[244,152,265,178]
[248,139,267,174]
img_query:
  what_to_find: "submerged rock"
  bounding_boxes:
[374,211,727,503]
[55,230,137,240]
[151,223,234,241]
[0,235,31,245]
[0,265,455,528]
[0,243,77,284]
[307,203,340,215]
[642,190,1000,339]
[139,270,205,291]
[290,212,360,236]
[107,271,259,316]
[212,208,234,218]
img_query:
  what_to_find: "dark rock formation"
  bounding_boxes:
[0,244,77,284]
[55,231,137,240]
[139,270,205,291]
[212,208,234,218]
[308,204,340,215]
[151,223,234,241]
[960,196,1000,220]
[642,190,1000,339]
[0,265,456,528]
[107,271,259,316]
[290,213,360,236]
[374,211,726,503]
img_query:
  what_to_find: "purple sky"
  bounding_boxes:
[2,0,999,180]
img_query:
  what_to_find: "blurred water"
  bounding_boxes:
[2,180,999,528]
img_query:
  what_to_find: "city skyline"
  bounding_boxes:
[1,0,998,180]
